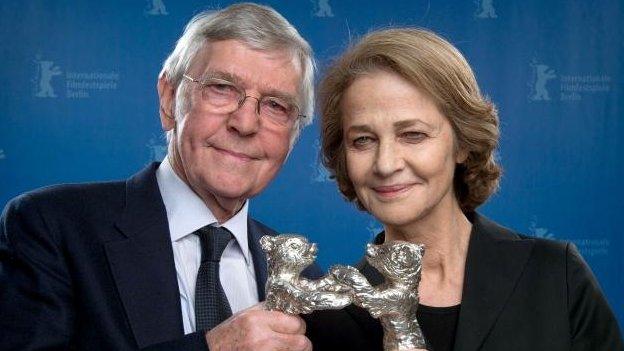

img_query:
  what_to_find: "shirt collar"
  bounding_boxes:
[156,157,252,265]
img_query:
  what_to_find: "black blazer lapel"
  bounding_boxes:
[454,213,534,351]
[105,163,184,348]
[247,218,270,301]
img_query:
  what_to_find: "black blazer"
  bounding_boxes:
[0,163,321,350]
[305,213,623,351]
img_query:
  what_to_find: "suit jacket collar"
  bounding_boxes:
[106,162,184,348]
[247,219,270,301]
[105,163,271,348]
[453,213,534,351]
[358,212,534,351]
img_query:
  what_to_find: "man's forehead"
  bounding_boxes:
[190,40,302,94]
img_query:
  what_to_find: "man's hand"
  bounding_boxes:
[205,303,312,351]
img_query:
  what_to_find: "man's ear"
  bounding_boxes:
[157,75,176,131]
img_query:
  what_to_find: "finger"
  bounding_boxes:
[247,302,266,311]
[267,311,306,334]
[275,334,312,351]
[294,315,306,334]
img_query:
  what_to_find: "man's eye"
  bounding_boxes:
[205,83,238,96]
[263,98,290,114]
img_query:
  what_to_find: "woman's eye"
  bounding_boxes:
[352,136,375,147]
[401,131,426,142]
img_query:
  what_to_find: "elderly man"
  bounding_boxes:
[0,3,318,350]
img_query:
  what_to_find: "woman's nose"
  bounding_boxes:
[373,139,404,176]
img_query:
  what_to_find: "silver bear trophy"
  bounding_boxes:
[331,241,427,350]
[260,234,352,314]
[261,234,426,351]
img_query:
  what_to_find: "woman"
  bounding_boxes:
[304,28,622,351]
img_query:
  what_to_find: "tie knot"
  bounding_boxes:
[196,226,233,262]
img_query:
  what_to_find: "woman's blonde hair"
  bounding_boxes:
[320,28,501,212]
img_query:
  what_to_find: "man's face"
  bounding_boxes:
[159,40,302,219]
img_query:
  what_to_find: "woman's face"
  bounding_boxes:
[341,70,464,228]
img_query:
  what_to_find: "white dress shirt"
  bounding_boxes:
[156,158,259,334]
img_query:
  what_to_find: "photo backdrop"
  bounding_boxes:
[1,0,622,330]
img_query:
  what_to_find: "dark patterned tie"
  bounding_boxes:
[194,225,234,331]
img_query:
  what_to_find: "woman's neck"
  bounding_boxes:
[383,199,472,306]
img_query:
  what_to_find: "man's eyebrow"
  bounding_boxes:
[201,70,299,105]
[201,70,243,85]
[263,89,299,105]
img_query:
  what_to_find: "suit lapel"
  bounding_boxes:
[453,214,534,351]
[105,163,184,349]
[247,219,269,301]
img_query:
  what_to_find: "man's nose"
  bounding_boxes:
[373,140,404,176]
[227,96,261,136]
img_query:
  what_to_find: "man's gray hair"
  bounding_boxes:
[159,3,315,141]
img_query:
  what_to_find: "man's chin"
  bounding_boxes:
[189,183,252,213]
[209,189,250,204]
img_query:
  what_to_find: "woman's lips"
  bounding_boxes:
[372,183,417,197]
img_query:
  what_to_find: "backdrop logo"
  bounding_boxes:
[147,135,167,162]
[32,55,120,99]
[559,74,611,101]
[311,0,334,18]
[528,59,613,102]
[66,72,120,99]
[529,217,555,239]
[0,149,5,160]
[145,0,168,15]
[33,55,62,98]
[475,0,497,19]
[528,216,610,257]
[310,139,332,183]
[528,60,557,101]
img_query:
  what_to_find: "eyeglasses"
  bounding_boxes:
[182,74,305,127]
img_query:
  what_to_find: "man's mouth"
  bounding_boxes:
[210,145,260,161]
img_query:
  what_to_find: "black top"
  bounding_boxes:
[418,304,461,351]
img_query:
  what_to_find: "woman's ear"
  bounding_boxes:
[157,75,176,131]
[456,148,468,164]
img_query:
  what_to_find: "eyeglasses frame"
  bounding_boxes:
[182,74,306,126]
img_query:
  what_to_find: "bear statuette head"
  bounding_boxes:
[260,234,318,273]
[366,241,424,286]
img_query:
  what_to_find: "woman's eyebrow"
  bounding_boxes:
[346,124,374,134]
[393,118,435,131]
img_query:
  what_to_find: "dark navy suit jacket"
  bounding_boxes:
[0,163,321,350]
